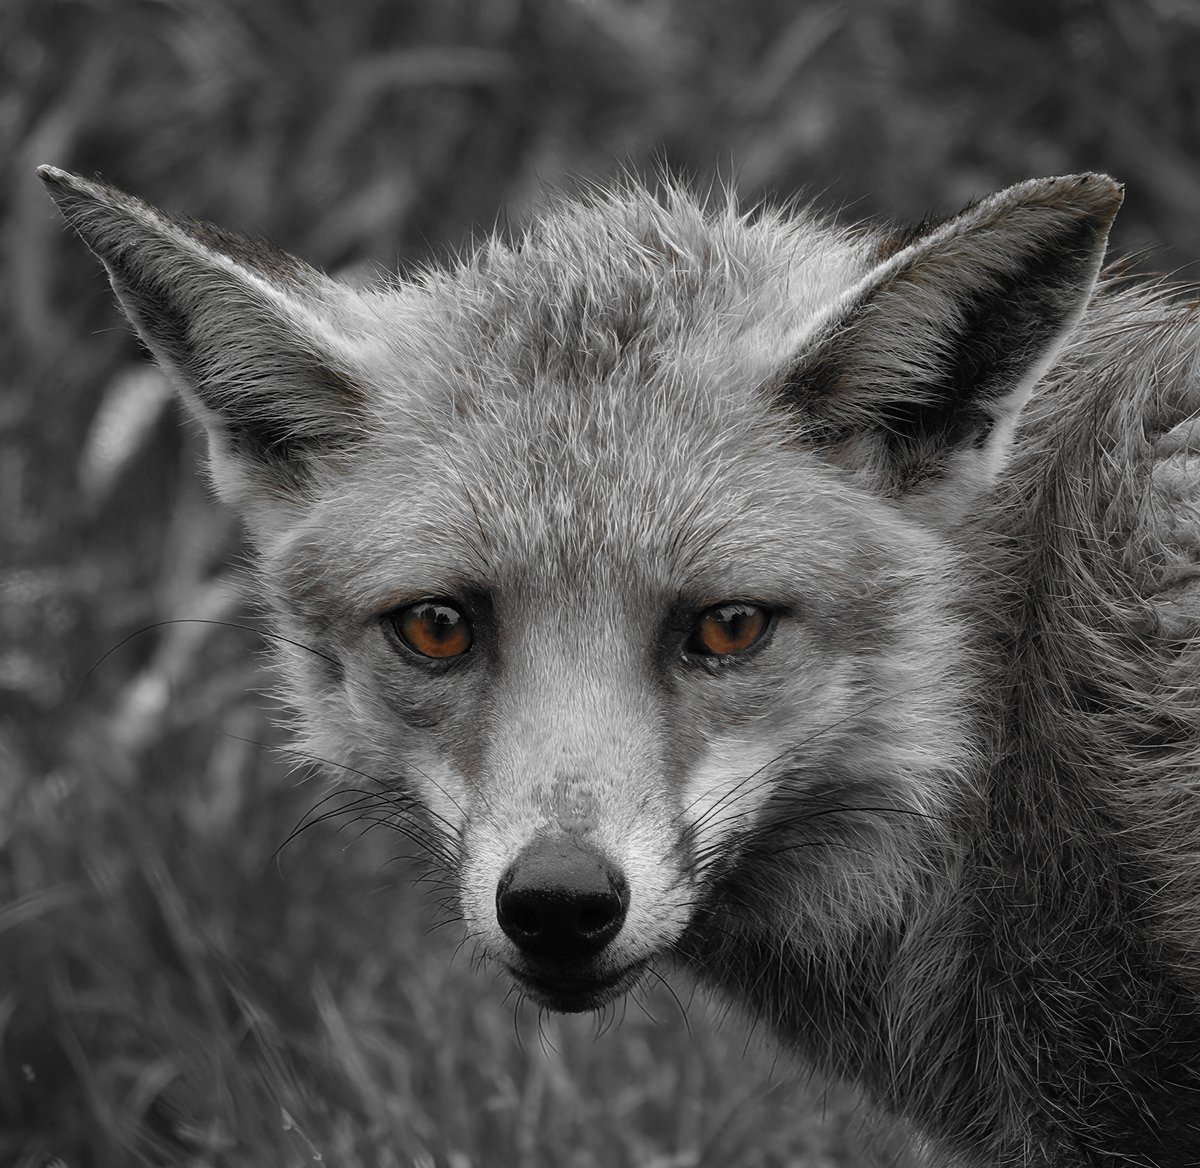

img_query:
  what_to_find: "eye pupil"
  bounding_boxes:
[692,602,769,657]
[392,601,472,659]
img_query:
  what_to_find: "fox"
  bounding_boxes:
[40,163,1200,1167]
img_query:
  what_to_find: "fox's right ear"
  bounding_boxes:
[39,166,372,527]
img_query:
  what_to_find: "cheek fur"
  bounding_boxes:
[675,650,858,863]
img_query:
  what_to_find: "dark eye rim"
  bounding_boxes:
[380,597,474,662]
[685,600,776,660]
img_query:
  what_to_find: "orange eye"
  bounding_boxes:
[691,603,770,657]
[391,601,472,659]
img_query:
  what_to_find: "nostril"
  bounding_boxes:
[498,893,543,940]
[496,839,629,961]
[496,884,623,944]
[577,895,621,936]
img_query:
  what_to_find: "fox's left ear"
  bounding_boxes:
[39,165,374,532]
[777,174,1123,521]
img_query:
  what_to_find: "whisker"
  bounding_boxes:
[679,678,958,867]
[78,616,341,694]
[646,965,692,1034]
[275,789,457,870]
[228,732,466,842]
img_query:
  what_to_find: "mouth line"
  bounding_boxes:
[507,960,645,1012]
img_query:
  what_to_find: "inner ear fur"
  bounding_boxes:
[38,166,370,499]
[779,173,1124,501]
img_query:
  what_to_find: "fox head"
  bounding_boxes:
[42,167,1121,1012]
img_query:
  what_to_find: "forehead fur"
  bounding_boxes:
[413,180,870,389]
[291,183,882,608]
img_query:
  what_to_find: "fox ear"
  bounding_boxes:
[39,165,371,521]
[778,174,1123,520]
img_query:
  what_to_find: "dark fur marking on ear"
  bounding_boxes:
[311,363,367,414]
[871,213,1106,490]
[226,364,366,473]
[781,207,1114,495]
[40,167,309,285]
[228,411,313,473]
[921,212,1105,410]
[106,233,366,477]
[782,355,856,444]
[99,242,198,374]
[872,207,960,263]
[180,215,311,286]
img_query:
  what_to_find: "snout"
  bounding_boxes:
[496,835,641,1011]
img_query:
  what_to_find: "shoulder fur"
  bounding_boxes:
[984,275,1200,978]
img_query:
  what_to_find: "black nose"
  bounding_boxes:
[496,838,629,962]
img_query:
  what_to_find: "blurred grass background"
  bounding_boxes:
[3,1,1200,1164]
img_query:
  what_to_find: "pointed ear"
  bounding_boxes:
[778,173,1123,519]
[38,165,373,522]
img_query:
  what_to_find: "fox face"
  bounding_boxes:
[41,167,1121,1014]
[280,376,972,1009]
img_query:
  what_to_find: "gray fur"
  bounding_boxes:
[42,164,1200,1166]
